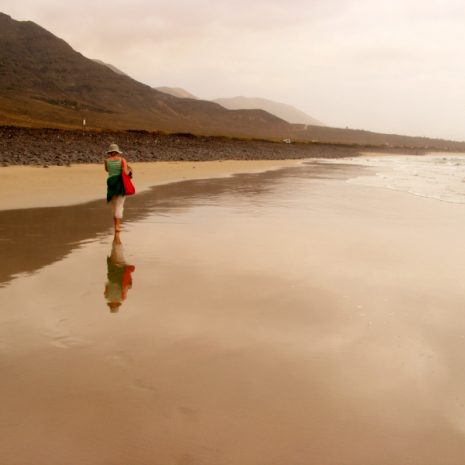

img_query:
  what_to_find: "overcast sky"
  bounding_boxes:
[3,0,465,140]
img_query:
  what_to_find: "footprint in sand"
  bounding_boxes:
[49,334,91,349]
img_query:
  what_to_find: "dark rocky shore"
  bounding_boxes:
[0,126,431,166]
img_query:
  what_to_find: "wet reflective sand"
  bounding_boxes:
[2,162,465,465]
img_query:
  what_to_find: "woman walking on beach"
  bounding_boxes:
[104,143,132,233]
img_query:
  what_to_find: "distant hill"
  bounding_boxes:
[157,87,198,99]
[0,12,464,150]
[214,96,324,126]
[92,59,128,77]
[0,13,287,137]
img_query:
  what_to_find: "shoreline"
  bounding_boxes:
[0,159,304,211]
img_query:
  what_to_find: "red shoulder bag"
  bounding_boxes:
[121,159,135,196]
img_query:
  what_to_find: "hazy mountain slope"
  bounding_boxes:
[0,13,287,136]
[92,59,129,77]
[1,13,463,149]
[214,96,324,126]
[157,87,198,99]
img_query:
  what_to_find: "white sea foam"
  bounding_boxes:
[320,154,465,204]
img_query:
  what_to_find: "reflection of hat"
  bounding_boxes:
[108,301,122,313]
[107,143,122,154]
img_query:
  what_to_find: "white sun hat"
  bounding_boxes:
[107,143,122,154]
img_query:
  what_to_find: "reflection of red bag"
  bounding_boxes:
[121,159,135,196]
[121,265,135,299]
[122,265,135,288]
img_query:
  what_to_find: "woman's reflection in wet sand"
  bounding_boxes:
[104,233,135,313]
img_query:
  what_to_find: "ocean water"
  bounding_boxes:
[321,154,465,204]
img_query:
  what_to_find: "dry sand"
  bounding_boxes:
[0,159,302,210]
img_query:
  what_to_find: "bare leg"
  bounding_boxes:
[114,217,121,232]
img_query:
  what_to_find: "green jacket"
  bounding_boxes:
[107,175,125,202]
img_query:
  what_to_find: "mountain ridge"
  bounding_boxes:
[92,59,129,77]
[0,13,288,137]
[1,12,464,150]
[214,96,324,126]
[156,87,198,99]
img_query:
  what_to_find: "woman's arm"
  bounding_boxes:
[121,157,130,175]
[104,159,108,172]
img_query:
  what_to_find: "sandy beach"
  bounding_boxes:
[0,159,302,210]
[2,157,465,465]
